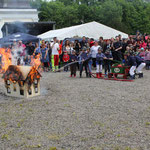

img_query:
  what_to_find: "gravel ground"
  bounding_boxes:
[0,70,150,150]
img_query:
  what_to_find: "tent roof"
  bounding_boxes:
[0,32,40,44]
[38,21,128,40]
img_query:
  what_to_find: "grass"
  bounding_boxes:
[49,147,57,150]
[145,122,150,126]
[47,134,61,141]
[1,134,10,140]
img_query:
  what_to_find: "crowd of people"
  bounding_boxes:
[0,31,150,79]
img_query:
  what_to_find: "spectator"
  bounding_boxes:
[70,42,74,54]
[80,36,87,49]
[74,40,81,55]
[34,42,41,56]
[139,40,147,49]
[51,37,60,72]
[89,38,95,48]
[104,40,111,53]
[144,48,150,70]
[91,41,100,67]
[98,36,106,50]
[41,43,49,72]
[63,51,70,72]
[63,40,71,54]
[113,36,123,61]
[26,41,35,56]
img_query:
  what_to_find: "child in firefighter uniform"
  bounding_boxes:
[63,51,70,72]
[70,50,78,77]
[79,47,88,78]
[96,47,107,78]
[135,55,146,78]
[86,47,92,77]
[124,52,137,79]
[104,49,113,77]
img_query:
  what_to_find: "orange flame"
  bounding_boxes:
[0,48,12,73]
[27,67,41,84]
[30,54,42,71]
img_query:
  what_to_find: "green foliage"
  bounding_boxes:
[1,134,10,140]
[31,0,150,34]
[49,147,57,150]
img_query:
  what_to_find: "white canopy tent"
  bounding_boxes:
[38,21,128,40]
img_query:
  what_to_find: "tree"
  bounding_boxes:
[98,0,123,31]
[34,0,150,34]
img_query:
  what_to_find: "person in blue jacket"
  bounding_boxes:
[124,51,137,79]
[79,47,88,78]
[96,47,107,78]
[135,55,146,78]
[69,50,78,77]
[86,47,92,77]
[104,49,113,77]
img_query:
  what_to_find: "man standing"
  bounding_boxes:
[98,37,106,51]
[51,37,60,72]
[80,36,87,49]
[26,41,35,56]
[113,37,122,61]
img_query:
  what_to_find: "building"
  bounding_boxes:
[1,21,56,37]
[0,0,55,38]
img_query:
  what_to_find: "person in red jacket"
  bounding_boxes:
[63,51,70,72]
[89,38,95,47]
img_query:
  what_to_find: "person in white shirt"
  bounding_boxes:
[90,41,101,67]
[51,37,60,71]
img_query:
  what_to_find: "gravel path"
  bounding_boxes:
[0,70,150,150]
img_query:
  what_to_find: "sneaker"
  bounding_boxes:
[130,75,135,80]
[74,75,76,78]
[139,73,143,78]
[70,75,72,77]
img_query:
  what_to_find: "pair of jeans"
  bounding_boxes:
[88,61,92,73]
[70,64,77,75]
[104,63,111,74]
[80,62,88,76]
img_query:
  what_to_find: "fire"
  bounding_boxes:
[3,65,41,84]
[0,48,12,73]
[0,47,42,74]
[30,54,42,71]
[3,65,24,82]
[3,65,42,98]
[27,67,41,84]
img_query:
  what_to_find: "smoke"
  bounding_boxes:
[11,41,26,66]
[5,22,30,36]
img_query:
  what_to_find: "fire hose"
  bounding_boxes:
[56,58,122,72]
[55,58,133,81]
[55,60,81,72]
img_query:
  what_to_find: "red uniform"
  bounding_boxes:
[63,54,70,62]
[59,43,62,55]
